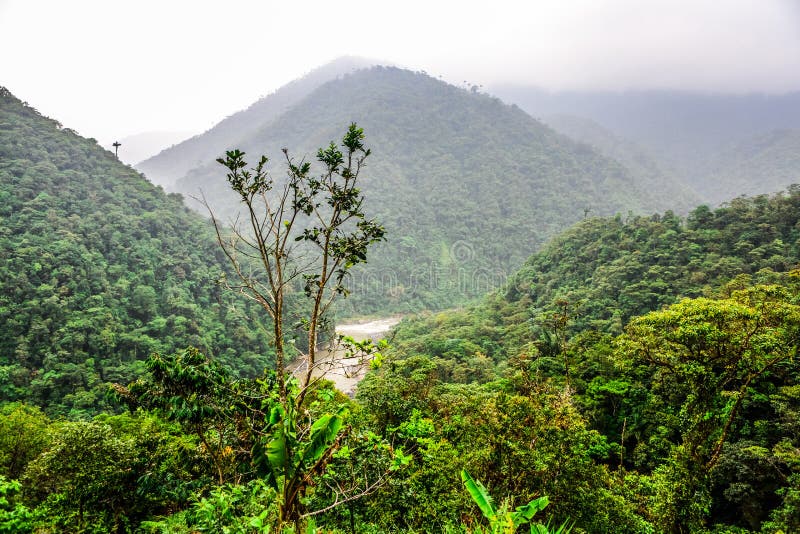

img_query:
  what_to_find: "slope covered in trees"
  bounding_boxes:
[161,66,695,314]
[389,189,800,364]
[543,113,699,211]
[371,190,800,532]
[700,128,800,203]
[136,56,377,189]
[0,87,270,416]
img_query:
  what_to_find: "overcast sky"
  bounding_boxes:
[2,0,799,144]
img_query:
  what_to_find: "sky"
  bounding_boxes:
[2,0,800,145]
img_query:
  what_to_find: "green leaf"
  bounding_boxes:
[300,408,347,468]
[461,469,496,522]
[514,496,549,523]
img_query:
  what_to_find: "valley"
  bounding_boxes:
[2,36,800,533]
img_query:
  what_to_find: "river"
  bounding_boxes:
[291,316,401,396]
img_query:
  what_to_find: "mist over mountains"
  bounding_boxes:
[494,85,800,201]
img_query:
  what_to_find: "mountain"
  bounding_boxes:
[491,86,800,200]
[136,56,378,188]
[543,113,699,210]
[104,130,194,166]
[700,128,800,203]
[151,65,696,315]
[0,87,271,416]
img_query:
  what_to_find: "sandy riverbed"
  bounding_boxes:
[291,316,402,396]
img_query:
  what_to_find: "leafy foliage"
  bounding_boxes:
[0,87,271,415]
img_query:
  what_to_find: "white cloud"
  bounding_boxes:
[1,0,798,142]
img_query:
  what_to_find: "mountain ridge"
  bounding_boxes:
[163,65,699,314]
[136,56,381,188]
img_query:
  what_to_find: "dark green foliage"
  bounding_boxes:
[23,421,146,532]
[0,87,271,414]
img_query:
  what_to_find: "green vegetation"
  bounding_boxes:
[377,192,800,532]
[701,129,800,203]
[3,82,800,532]
[0,87,271,416]
[544,113,699,212]
[388,189,800,365]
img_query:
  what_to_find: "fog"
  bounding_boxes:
[1,0,798,144]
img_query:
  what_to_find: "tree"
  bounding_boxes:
[206,124,385,527]
[619,284,800,531]
[23,422,139,532]
[209,123,384,402]
[0,403,51,480]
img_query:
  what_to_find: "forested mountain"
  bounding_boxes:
[158,65,696,314]
[493,86,800,202]
[136,56,377,188]
[0,87,271,417]
[700,128,800,203]
[543,113,699,211]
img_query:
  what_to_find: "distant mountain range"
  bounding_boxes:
[492,85,800,200]
[139,64,693,314]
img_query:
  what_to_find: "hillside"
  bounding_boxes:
[365,190,800,533]
[136,56,377,188]
[700,128,800,203]
[162,66,696,315]
[493,86,800,201]
[0,87,271,416]
[543,113,699,210]
[389,188,800,363]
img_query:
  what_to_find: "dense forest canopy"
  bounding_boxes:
[388,190,800,365]
[0,87,271,416]
[374,191,800,533]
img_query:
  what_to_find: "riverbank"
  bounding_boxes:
[291,316,402,396]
